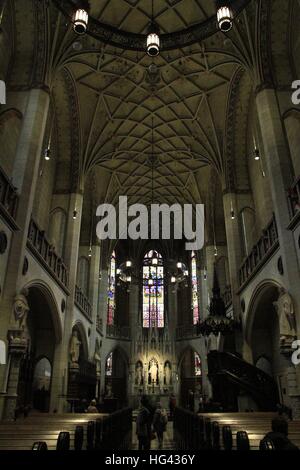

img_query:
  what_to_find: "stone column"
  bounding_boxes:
[256,88,300,410]
[50,193,83,412]
[222,194,242,320]
[3,334,28,420]
[205,245,216,309]
[88,243,101,354]
[256,88,300,317]
[0,88,50,417]
[98,269,109,398]
[129,282,139,404]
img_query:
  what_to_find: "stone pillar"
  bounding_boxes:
[88,243,101,354]
[50,193,83,412]
[256,88,300,410]
[205,245,216,308]
[128,281,140,407]
[98,269,109,398]
[3,334,28,420]
[0,89,50,418]
[222,194,242,321]
[256,88,300,317]
[283,110,300,176]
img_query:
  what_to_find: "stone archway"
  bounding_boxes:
[104,347,129,411]
[17,283,61,413]
[245,281,292,408]
[178,347,202,409]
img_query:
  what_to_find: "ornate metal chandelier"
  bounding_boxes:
[197,267,238,336]
[52,0,251,53]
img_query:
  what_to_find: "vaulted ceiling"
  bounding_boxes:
[51,0,257,208]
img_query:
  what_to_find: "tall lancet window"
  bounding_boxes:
[107,250,116,325]
[142,250,164,328]
[191,251,199,324]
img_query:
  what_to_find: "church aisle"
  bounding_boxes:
[131,421,175,450]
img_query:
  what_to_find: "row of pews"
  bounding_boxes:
[0,408,132,451]
[174,409,300,450]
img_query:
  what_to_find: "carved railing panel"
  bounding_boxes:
[288,176,300,220]
[239,215,279,288]
[27,218,69,290]
[0,165,19,224]
[75,285,92,322]
[106,324,130,340]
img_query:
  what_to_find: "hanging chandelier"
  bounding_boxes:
[52,0,250,52]
[147,23,160,57]
[197,266,238,336]
[74,8,89,34]
[216,1,233,32]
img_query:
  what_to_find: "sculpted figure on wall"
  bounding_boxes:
[70,330,81,364]
[12,292,29,330]
[273,287,297,346]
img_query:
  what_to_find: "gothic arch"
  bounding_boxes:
[244,279,282,346]
[21,279,62,343]
[224,67,253,192]
[72,321,89,360]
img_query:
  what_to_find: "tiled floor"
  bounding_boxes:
[131,421,175,450]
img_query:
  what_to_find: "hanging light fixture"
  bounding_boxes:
[171,276,176,284]
[197,266,239,336]
[147,0,160,56]
[88,246,92,258]
[126,260,132,268]
[230,201,235,220]
[254,148,260,161]
[73,209,77,220]
[126,275,132,283]
[177,261,183,269]
[203,267,207,280]
[74,3,89,35]
[216,1,233,32]
[44,146,51,161]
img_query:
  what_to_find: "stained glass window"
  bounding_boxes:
[194,352,201,376]
[107,250,116,326]
[142,250,164,328]
[106,352,113,376]
[191,251,199,324]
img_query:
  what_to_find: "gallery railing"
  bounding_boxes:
[96,315,103,334]
[176,324,199,340]
[106,324,131,340]
[238,215,279,289]
[27,218,69,291]
[0,165,19,225]
[75,285,92,322]
[288,175,300,220]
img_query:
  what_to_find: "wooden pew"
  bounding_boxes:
[198,412,300,450]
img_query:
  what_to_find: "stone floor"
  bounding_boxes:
[131,421,175,450]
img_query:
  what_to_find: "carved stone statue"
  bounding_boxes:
[12,292,29,330]
[149,360,158,384]
[164,362,171,386]
[94,349,101,376]
[273,288,297,346]
[70,330,81,364]
[136,363,143,385]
